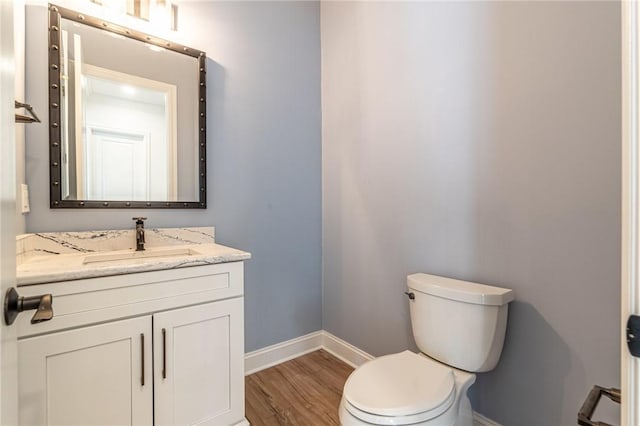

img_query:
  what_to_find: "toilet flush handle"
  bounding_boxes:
[404,291,415,300]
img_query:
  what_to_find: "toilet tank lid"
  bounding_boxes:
[407,273,514,306]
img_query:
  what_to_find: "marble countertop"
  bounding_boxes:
[17,243,251,286]
[16,227,251,286]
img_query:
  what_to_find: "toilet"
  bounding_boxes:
[339,273,514,426]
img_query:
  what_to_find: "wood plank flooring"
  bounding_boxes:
[245,349,354,425]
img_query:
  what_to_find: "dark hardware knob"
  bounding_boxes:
[4,287,54,325]
[404,291,415,300]
[627,315,640,356]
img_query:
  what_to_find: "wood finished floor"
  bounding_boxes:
[245,349,354,425]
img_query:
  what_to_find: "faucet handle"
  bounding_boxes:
[132,217,147,223]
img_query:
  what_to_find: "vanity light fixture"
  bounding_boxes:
[90,0,177,31]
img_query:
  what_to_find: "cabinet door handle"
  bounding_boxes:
[162,328,167,379]
[140,333,145,386]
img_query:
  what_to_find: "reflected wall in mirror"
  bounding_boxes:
[49,4,207,208]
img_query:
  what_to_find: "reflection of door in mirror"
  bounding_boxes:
[86,127,150,200]
[80,66,177,201]
[60,28,178,202]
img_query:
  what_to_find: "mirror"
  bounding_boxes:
[48,4,206,208]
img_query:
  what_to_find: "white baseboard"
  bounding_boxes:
[244,330,501,426]
[244,330,372,375]
[321,331,374,368]
[473,412,502,426]
[244,331,323,375]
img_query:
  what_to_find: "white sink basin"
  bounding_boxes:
[83,247,203,264]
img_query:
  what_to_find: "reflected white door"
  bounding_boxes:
[86,127,150,201]
[0,0,18,423]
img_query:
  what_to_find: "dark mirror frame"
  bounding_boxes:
[48,3,207,209]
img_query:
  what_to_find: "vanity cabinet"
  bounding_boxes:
[16,262,246,426]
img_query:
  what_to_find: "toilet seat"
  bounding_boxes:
[342,351,456,425]
[342,391,455,425]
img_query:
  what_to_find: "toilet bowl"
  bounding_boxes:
[339,351,475,426]
[339,273,514,426]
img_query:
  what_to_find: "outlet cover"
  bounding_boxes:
[21,184,30,213]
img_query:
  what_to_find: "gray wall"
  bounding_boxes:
[24,1,322,352]
[321,2,620,425]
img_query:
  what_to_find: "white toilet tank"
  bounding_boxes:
[407,273,514,373]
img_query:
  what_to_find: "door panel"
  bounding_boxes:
[623,1,640,423]
[154,299,244,426]
[18,316,152,426]
[86,127,149,201]
[0,0,17,423]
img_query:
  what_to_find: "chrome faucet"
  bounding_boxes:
[133,217,147,251]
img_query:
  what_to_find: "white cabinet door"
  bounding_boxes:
[154,299,244,426]
[18,316,153,426]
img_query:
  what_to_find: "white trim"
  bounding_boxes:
[472,411,502,426]
[622,1,640,424]
[243,331,372,375]
[321,331,374,368]
[74,33,85,199]
[244,331,323,376]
